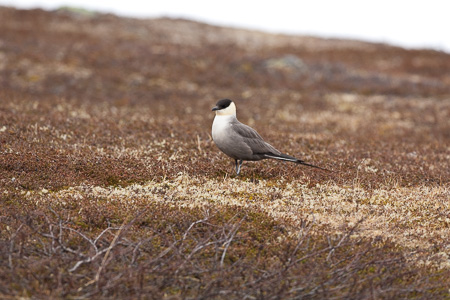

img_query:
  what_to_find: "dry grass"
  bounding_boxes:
[0,6,449,299]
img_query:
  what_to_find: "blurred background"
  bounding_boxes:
[2,0,450,53]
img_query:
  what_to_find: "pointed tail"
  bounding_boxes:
[263,153,332,172]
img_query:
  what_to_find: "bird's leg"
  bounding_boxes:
[235,159,243,175]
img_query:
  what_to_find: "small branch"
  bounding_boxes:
[90,219,127,287]
[220,216,245,267]
[8,224,24,269]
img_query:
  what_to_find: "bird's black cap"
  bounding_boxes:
[212,99,232,111]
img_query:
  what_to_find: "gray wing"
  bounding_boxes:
[231,121,281,157]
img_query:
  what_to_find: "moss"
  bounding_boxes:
[106,175,122,187]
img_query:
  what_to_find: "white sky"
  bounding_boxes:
[1,0,450,52]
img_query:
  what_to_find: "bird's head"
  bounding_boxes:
[212,99,236,116]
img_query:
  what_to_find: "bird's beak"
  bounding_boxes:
[212,106,219,111]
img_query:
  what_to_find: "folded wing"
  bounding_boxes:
[231,121,281,157]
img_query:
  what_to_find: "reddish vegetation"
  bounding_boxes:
[0,6,449,299]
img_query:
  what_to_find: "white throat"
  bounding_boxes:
[214,102,236,117]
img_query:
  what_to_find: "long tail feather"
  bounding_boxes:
[263,153,332,172]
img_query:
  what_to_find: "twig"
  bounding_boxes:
[8,224,24,269]
[326,218,365,262]
[220,216,245,267]
[87,218,128,287]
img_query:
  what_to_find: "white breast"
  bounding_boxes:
[212,115,234,144]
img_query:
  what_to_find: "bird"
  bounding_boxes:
[211,98,330,175]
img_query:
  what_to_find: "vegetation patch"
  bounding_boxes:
[0,6,449,298]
